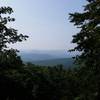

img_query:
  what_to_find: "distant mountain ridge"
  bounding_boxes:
[19,50,76,68]
[20,53,55,61]
[32,58,74,68]
[19,50,76,61]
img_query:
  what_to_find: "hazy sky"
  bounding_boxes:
[0,0,86,51]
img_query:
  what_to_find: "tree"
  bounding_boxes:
[0,6,28,67]
[0,6,29,100]
[69,0,100,67]
[0,7,28,51]
[69,0,100,99]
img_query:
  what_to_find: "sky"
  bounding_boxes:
[0,0,86,51]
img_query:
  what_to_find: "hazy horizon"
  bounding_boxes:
[0,0,86,51]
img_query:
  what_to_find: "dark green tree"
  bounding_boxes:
[0,7,28,51]
[0,6,28,68]
[69,0,100,99]
[69,0,100,67]
[0,6,29,100]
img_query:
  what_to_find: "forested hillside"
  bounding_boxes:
[31,58,74,68]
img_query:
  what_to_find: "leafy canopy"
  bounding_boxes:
[69,0,100,69]
[0,7,28,51]
[0,6,28,67]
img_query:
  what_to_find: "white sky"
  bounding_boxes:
[0,0,86,51]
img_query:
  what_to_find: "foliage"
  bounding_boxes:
[69,0,100,68]
[69,0,100,99]
[24,64,79,100]
[0,6,28,69]
[0,61,80,100]
[0,6,29,100]
[0,6,28,51]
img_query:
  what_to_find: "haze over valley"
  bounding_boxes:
[19,50,76,67]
